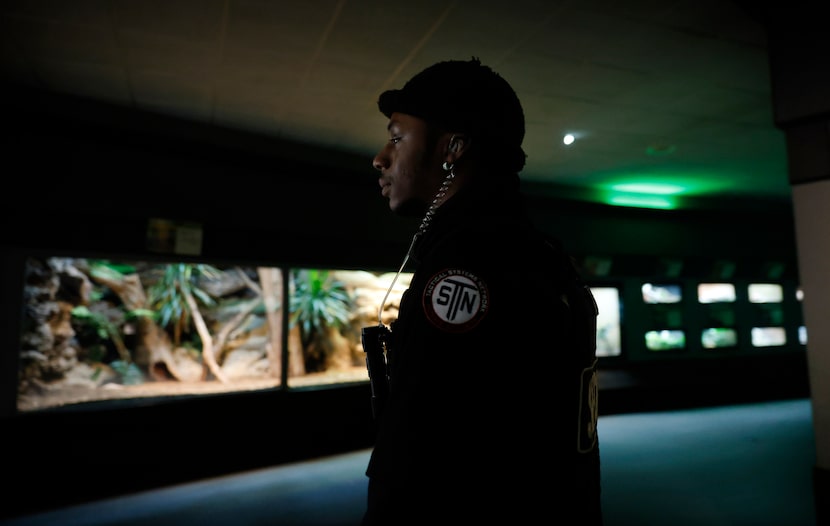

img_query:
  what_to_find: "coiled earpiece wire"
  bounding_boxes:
[376,167,455,326]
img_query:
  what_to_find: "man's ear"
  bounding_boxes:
[446,133,470,158]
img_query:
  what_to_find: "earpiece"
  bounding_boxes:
[448,135,460,153]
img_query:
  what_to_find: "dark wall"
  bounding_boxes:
[2,86,418,270]
[4,84,798,276]
[1,383,377,520]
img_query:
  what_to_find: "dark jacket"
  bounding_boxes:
[364,174,602,524]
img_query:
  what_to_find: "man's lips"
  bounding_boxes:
[380,181,390,197]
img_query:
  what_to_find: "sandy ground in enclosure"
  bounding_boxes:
[17,366,370,412]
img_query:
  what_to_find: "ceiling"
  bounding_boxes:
[0,0,792,210]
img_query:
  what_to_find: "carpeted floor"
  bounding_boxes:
[0,398,816,526]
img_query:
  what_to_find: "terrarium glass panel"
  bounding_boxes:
[17,257,409,412]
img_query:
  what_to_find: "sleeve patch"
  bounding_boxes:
[422,269,489,332]
[577,359,599,453]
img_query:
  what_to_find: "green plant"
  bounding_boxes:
[71,305,144,384]
[289,269,353,347]
[71,305,130,361]
[147,263,222,348]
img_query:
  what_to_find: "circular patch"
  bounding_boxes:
[422,269,489,332]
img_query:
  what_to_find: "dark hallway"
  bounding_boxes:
[0,398,815,526]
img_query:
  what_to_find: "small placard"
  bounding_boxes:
[146,218,203,256]
[174,223,203,256]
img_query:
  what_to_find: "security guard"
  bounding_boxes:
[361,58,602,525]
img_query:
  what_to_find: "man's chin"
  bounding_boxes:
[392,199,427,218]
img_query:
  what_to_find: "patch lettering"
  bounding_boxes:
[422,269,488,332]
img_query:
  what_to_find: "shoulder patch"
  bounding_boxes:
[422,269,489,332]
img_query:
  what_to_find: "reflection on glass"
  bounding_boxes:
[591,287,621,357]
[751,327,787,347]
[799,326,808,345]
[748,283,783,303]
[645,330,685,351]
[698,283,736,303]
[642,283,682,304]
[701,328,738,349]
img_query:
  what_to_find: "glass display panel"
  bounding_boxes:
[645,330,686,351]
[286,268,410,387]
[698,283,736,303]
[701,328,738,349]
[18,257,288,412]
[642,283,681,304]
[751,327,787,347]
[16,257,410,412]
[591,286,622,357]
[748,283,783,303]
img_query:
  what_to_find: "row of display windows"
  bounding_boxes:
[642,282,795,304]
[14,258,807,412]
[641,326,806,352]
[592,282,806,358]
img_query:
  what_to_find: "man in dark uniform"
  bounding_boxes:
[361,57,602,525]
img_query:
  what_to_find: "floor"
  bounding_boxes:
[0,398,817,526]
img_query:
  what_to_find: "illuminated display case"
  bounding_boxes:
[641,283,685,351]
[16,256,409,412]
[13,255,808,412]
[591,286,622,358]
[748,283,787,348]
[698,283,738,350]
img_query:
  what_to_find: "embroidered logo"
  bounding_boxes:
[422,269,488,332]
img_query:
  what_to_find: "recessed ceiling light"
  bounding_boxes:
[563,134,575,145]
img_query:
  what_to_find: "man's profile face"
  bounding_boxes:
[373,112,445,216]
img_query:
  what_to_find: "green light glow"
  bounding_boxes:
[607,194,676,209]
[610,183,686,195]
[592,168,734,209]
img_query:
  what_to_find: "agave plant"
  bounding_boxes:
[289,269,353,348]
